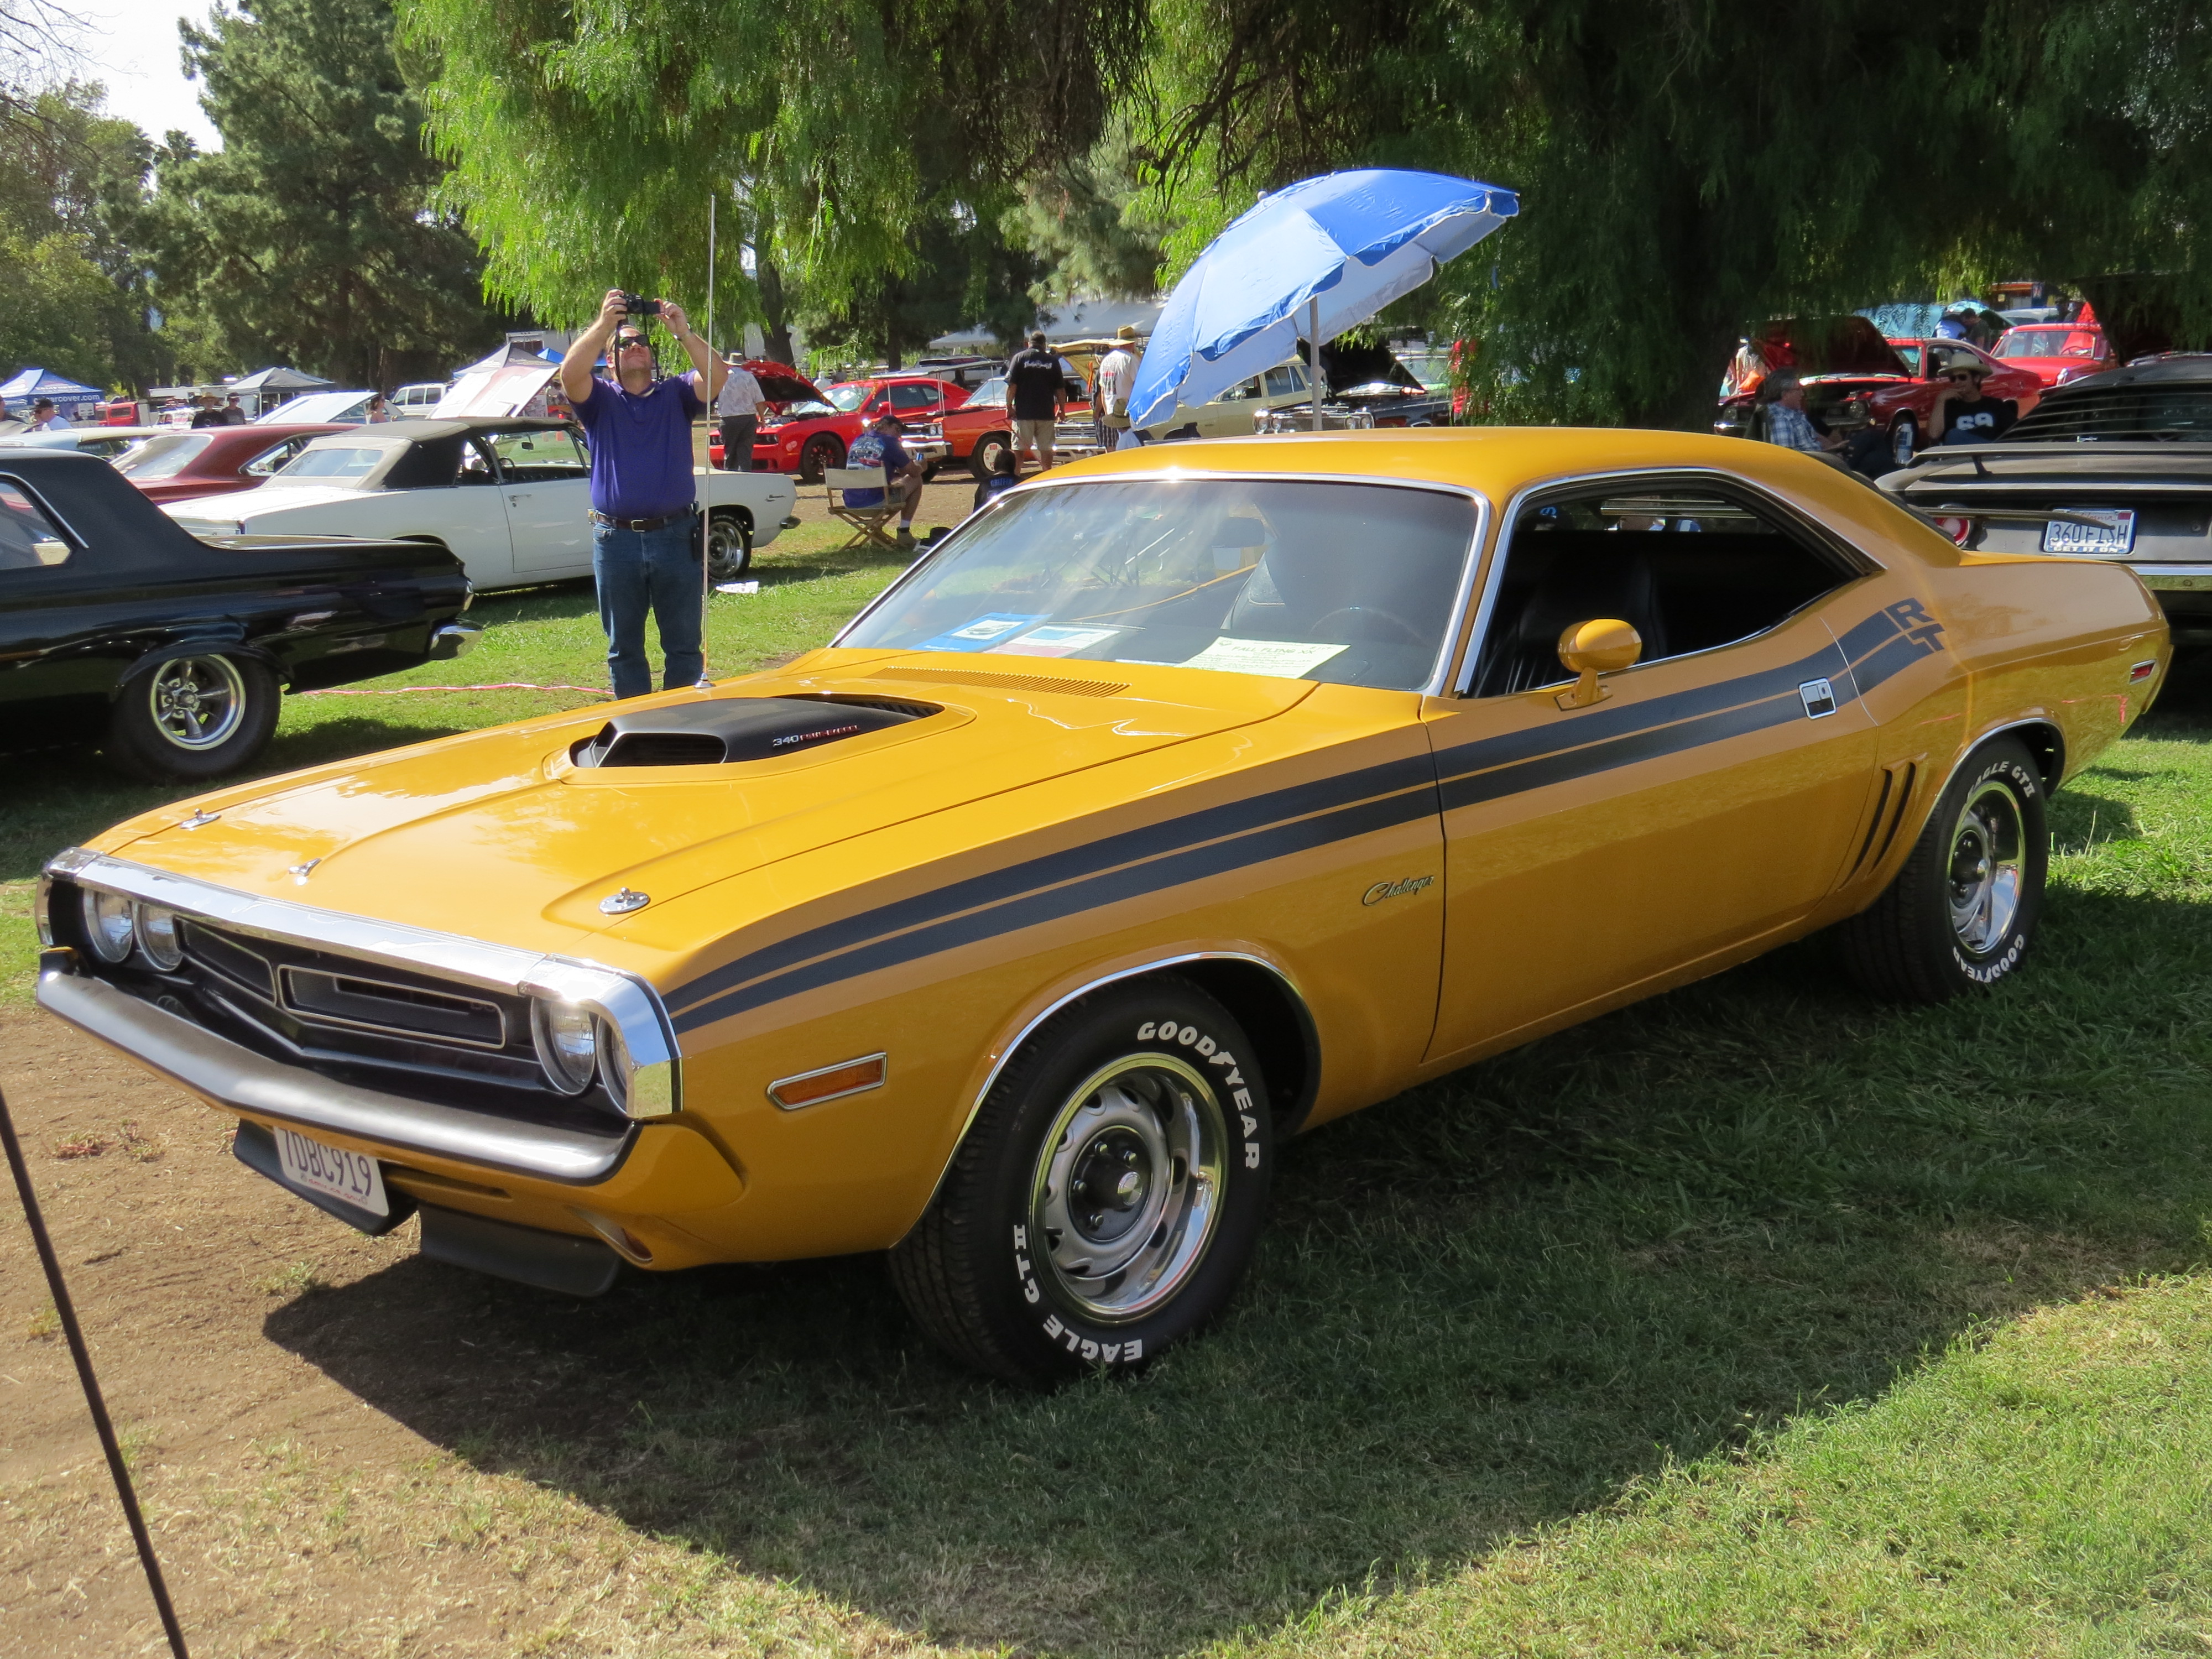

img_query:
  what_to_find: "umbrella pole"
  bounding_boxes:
[1308,299,1321,432]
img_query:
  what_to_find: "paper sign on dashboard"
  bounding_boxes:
[918,613,1048,652]
[1175,637,1347,678]
[990,625,1122,659]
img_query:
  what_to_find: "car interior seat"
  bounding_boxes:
[1470,539,1670,697]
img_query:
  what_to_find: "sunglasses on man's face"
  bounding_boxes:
[615,335,651,351]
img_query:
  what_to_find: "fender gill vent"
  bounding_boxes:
[572,695,922,768]
[870,667,1130,698]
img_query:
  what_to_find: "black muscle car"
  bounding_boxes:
[1880,353,2212,648]
[1,449,477,780]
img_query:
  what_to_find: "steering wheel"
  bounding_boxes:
[1308,606,1425,647]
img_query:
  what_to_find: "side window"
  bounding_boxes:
[458,440,499,484]
[0,476,76,570]
[243,439,304,477]
[889,383,937,413]
[485,429,588,479]
[1264,366,1306,397]
[1465,482,1858,698]
[1224,376,1262,402]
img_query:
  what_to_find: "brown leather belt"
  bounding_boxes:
[588,508,695,532]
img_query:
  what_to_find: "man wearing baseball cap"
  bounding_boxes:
[844,411,927,546]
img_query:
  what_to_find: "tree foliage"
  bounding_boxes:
[403,0,1146,348]
[148,0,507,389]
[1134,0,2212,425]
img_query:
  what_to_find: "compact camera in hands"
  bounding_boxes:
[617,293,661,317]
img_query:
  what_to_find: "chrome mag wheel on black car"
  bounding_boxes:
[1839,735,2048,1002]
[890,978,1273,1383]
[106,651,280,782]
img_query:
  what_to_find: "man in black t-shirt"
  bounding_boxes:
[1930,358,2016,447]
[1005,330,1066,472]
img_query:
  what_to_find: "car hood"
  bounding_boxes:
[1748,315,1912,379]
[94,650,1318,960]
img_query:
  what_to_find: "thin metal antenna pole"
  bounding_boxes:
[0,1083,189,1657]
[1308,297,1321,433]
[696,190,718,691]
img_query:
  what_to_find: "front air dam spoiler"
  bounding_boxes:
[36,971,637,1185]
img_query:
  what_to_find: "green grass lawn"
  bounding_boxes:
[5,533,2211,1655]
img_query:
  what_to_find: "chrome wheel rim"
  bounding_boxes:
[707,515,748,578]
[147,655,246,750]
[1028,1053,1227,1324]
[1947,778,2025,956]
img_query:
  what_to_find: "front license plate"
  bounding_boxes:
[2042,510,2135,556]
[273,1124,388,1218]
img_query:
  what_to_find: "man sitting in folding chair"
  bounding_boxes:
[832,412,926,550]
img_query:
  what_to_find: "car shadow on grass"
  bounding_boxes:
[265,883,2212,1657]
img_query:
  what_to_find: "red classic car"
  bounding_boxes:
[1991,322,2115,388]
[712,369,972,478]
[1715,316,2042,469]
[936,367,1098,478]
[109,422,352,505]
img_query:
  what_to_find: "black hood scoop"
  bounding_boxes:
[571,696,932,769]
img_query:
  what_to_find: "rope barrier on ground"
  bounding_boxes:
[295,682,614,698]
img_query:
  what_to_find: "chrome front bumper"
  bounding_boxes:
[38,968,636,1183]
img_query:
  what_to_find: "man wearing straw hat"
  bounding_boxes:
[1095,325,1141,452]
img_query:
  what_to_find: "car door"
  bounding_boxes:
[1419,473,1884,1066]
[1199,375,1264,438]
[488,427,592,575]
[385,436,514,585]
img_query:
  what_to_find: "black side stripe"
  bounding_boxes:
[670,784,1439,1033]
[665,599,1943,1030]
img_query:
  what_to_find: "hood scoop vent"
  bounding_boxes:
[572,696,932,769]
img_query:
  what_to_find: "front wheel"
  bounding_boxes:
[968,431,1011,481]
[889,977,1274,1384]
[105,651,280,781]
[1838,736,2048,1002]
[706,509,752,581]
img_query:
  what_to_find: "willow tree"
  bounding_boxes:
[1130,0,2212,425]
[404,0,1146,349]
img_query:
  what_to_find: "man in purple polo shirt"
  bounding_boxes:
[559,288,728,698]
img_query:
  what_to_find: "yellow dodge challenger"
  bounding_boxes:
[36,430,2168,1381]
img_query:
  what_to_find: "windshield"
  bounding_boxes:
[823,384,873,413]
[965,375,1008,408]
[842,479,1478,690]
[278,445,384,480]
[112,433,212,479]
[1996,327,2103,359]
[2006,384,2212,443]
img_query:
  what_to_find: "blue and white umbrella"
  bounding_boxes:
[1126,169,1519,432]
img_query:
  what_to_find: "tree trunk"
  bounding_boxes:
[758,257,795,367]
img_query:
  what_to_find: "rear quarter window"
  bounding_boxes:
[0,476,77,570]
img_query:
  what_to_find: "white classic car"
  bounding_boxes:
[164,418,794,589]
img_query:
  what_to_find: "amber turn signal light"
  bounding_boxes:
[767,1052,888,1110]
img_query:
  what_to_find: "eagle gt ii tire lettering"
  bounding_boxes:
[1838,735,2048,1003]
[889,978,1272,1384]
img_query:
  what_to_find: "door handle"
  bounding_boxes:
[509,493,523,506]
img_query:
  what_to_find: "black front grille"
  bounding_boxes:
[280,966,507,1047]
[181,917,274,999]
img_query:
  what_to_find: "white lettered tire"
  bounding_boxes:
[889,978,1274,1383]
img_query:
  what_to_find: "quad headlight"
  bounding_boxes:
[136,904,185,971]
[531,997,601,1094]
[82,888,136,963]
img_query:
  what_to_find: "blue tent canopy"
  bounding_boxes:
[1,366,103,416]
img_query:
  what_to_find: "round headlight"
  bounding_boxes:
[531,998,598,1094]
[136,904,185,971]
[82,888,135,963]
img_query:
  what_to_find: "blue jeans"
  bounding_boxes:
[592,514,703,698]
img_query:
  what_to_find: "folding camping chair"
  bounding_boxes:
[824,465,902,551]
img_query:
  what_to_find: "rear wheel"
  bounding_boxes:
[106,651,279,781]
[1838,736,2047,1002]
[969,431,1011,481]
[706,509,752,581]
[799,435,844,483]
[889,978,1274,1384]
